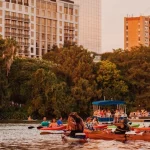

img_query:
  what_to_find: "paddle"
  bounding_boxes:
[28,126,43,129]
[40,130,70,135]
[40,131,66,135]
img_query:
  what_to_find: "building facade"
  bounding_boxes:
[124,16,150,50]
[73,0,101,54]
[0,0,79,57]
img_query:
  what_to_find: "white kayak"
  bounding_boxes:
[61,133,88,143]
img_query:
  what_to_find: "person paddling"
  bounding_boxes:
[67,112,84,138]
[57,117,63,126]
[114,118,131,134]
[41,117,50,127]
[49,118,58,128]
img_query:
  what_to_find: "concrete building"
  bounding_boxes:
[0,0,79,57]
[124,16,150,50]
[73,0,101,54]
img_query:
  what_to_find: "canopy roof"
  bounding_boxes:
[92,100,125,106]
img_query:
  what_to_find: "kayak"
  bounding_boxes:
[40,125,66,130]
[94,124,108,129]
[132,127,150,131]
[61,134,88,143]
[85,130,150,142]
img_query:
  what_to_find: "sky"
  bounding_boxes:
[101,0,150,53]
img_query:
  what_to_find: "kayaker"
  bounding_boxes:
[114,118,130,134]
[41,117,49,127]
[57,117,63,126]
[49,118,58,128]
[85,117,94,130]
[67,112,84,138]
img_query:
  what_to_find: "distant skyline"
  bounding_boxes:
[101,0,150,53]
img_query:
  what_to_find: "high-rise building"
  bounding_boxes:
[0,0,79,57]
[124,16,150,50]
[73,0,101,54]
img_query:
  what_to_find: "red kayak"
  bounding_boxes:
[94,124,108,129]
[40,125,66,130]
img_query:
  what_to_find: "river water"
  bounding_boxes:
[0,123,150,150]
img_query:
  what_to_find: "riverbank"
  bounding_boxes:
[0,119,41,124]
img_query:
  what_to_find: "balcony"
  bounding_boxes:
[64,26,69,29]
[24,34,30,38]
[11,24,17,28]
[11,32,17,36]
[17,33,23,37]
[69,34,74,37]
[5,15,11,19]
[24,18,30,22]
[18,25,24,29]
[5,32,11,36]
[24,43,30,46]
[24,26,30,30]
[5,23,11,26]
[64,33,69,37]
[11,16,18,20]
[18,17,24,21]
[69,27,74,30]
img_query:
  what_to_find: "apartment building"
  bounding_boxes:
[0,0,79,57]
[124,16,150,50]
[73,0,101,54]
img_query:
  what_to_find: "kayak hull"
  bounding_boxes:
[61,135,87,143]
[40,125,66,130]
[85,131,150,142]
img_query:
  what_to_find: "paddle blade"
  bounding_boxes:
[28,126,35,129]
[37,126,43,129]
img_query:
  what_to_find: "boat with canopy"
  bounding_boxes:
[92,100,127,123]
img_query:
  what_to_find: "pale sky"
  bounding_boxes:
[101,0,150,53]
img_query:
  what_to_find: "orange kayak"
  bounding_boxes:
[85,131,150,142]
[132,127,150,131]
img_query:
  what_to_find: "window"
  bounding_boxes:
[31,31,34,37]
[31,39,34,45]
[31,8,34,13]
[31,24,34,29]
[59,36,62,41]
[60,13,62,19]
[75,17,78,22]
[25,6,28,12]
[0,1,2,7]
[18,0,22,5]
[6,3,9,8]
[0,27,2,32]
[31,47,34,53]
[59,6,62,12]
[42,33,45,40]
[59,28,62,34]
[36,9,39,15]
[75,9,78,15]
[59,21,62,26]
[31,16,34,21]
[31,0,34,6]
[0,10,2,16]
[19,5,22,11]
[42,10,45,16]
[0,18,2,24]
[12,4,16,10]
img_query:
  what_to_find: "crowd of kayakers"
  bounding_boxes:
[37,111,132,138]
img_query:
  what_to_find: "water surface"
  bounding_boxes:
[0,123,150,150]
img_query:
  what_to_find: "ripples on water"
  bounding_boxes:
[0,123,150,150]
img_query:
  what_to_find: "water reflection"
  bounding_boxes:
[0,123,150,150]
